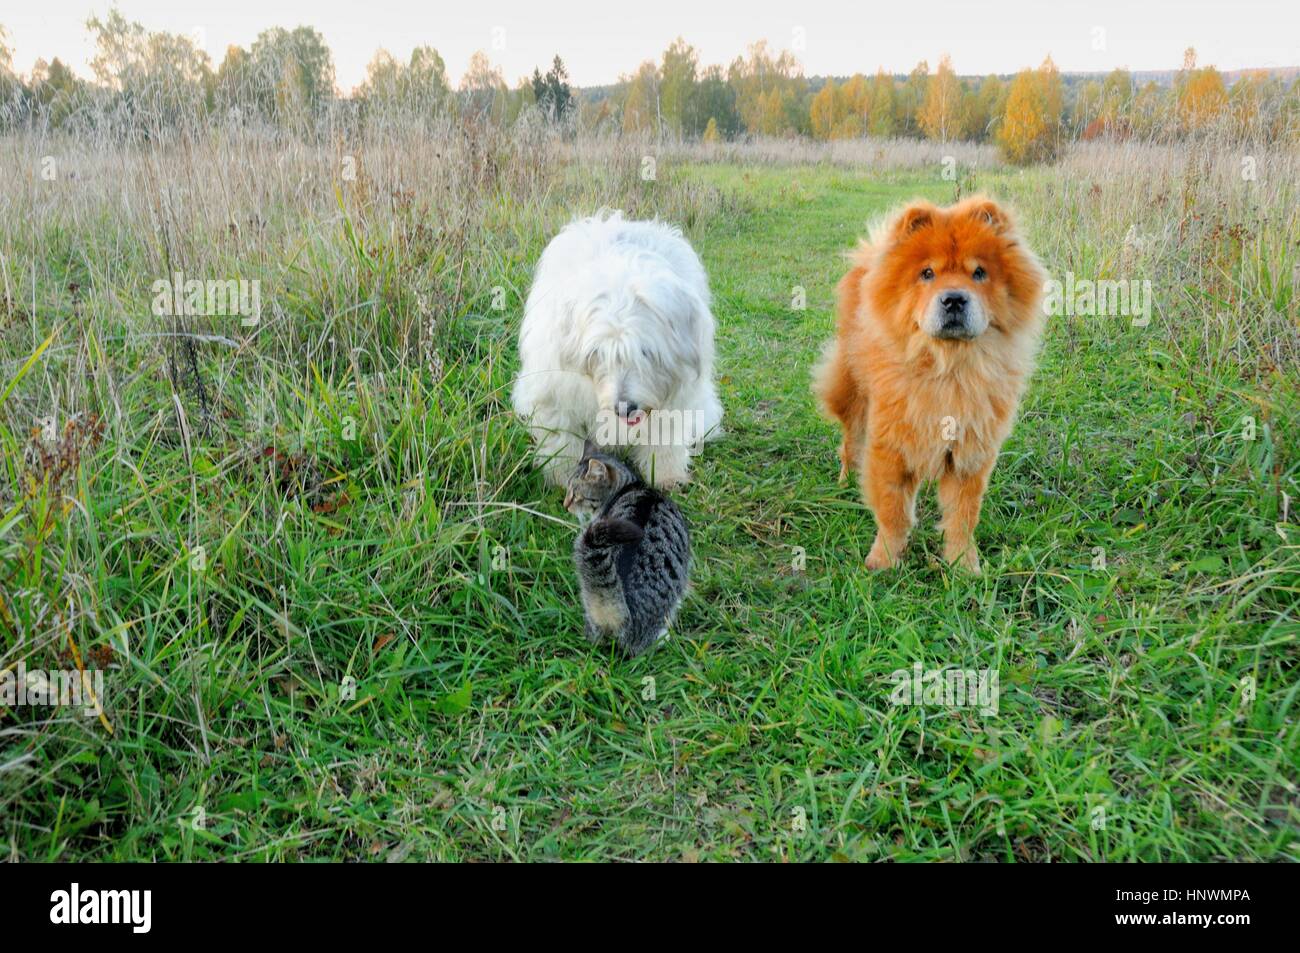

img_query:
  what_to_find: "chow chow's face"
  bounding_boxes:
[869,197,1044,344]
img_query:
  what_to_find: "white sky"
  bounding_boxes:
[4,0,1298,92]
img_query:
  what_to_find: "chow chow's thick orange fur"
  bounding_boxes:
[813,196,1046,573]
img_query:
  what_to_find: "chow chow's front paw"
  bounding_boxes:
[865,537,902,571]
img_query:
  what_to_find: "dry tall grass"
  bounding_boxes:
[1024,139,1300,377]
[2,123,1295,465]
[0,122,729,425]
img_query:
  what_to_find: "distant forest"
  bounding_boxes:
[2,11,1297,162]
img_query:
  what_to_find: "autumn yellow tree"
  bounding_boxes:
[867,69,896,137]
[997,57,1063,164]
[1277,78,1300,143]
[1176,49,1228,134]
[1039,55,1063,132]
[810,79,849,139]
[727,40,804,136]
[919,55,961,142]
[1268,77,1300,143]
[1073,78,1103,136]
[999,69,1047,162]
[1099,69,1133,134]
[756,88,790,135]
[579,97,614,131]
[1129,80,1171,139]
[897,61,929,136]
[1227,71,1271,140]
[658,38,697,135]
[969,74,1005,141]
[460,50,508,124]
[622,61,659,133]
[0,24,21,116]
[838,73,870,137]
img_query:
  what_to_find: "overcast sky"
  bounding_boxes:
[4,0,1297,91]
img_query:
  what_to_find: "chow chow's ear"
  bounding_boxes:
[891,202,936,237]
[965,197,1012,233]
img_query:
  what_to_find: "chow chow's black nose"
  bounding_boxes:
[940,291,969,316]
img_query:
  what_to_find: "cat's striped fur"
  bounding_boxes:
[563,444,690,656]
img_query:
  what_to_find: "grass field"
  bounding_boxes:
[1,132,1297,860]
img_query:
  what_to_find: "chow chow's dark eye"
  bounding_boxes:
[973,266,987,281]
[920,267,935,282]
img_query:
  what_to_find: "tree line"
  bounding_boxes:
[2,14,1297,162]
[609,42,1300,160]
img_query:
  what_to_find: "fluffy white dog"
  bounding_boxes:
[512,211,723,488]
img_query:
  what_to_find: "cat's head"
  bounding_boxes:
[563,440,641,525]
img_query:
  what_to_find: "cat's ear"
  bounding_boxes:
[585,457,607,480]
[581,438,598,459]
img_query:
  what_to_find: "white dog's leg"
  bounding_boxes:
[634,441,691,490]
[532,425,585,486]
[691,381,725,446]
[701,391,724,444]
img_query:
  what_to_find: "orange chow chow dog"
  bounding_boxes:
[813,195,1046,574]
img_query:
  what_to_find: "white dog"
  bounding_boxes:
[512,211,723,488]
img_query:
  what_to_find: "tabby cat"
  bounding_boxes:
[563,442,690,656]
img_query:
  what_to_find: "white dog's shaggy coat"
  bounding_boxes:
[512,212,723,488]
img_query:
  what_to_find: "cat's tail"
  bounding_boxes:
[583,518,644,548]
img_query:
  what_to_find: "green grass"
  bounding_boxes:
[1,158,1296,861]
